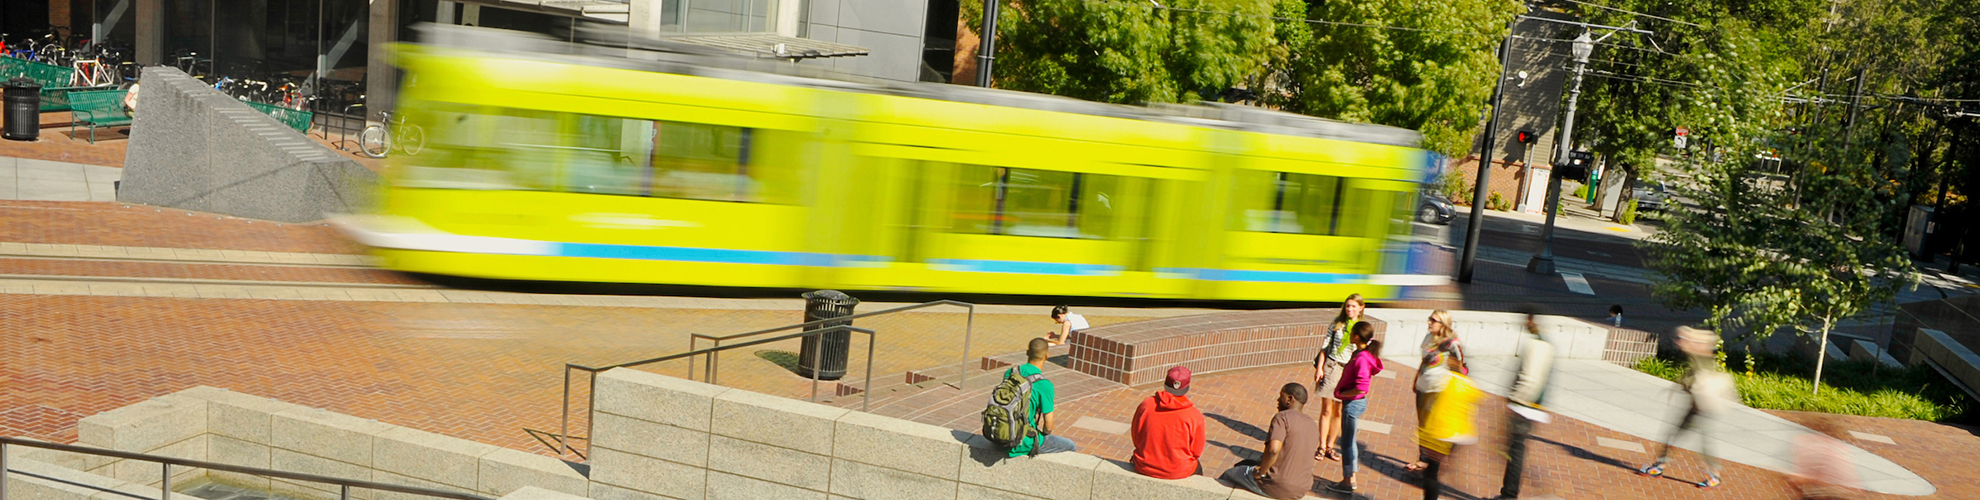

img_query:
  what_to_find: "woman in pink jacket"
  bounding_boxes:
[1327,321,1383,494]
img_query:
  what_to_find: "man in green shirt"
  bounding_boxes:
[1007,337,1076,457]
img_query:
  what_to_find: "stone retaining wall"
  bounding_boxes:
[9,386,585,500]
[119,66,377,222]
[588,367,1289,500]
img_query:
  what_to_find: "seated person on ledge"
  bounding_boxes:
[1220,383,1319,500]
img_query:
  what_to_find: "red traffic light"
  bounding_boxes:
[1516,130,1535,143]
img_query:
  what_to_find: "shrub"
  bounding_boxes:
[1619,199,1639,224]
[1487,192,1512,211]
[1632,353,1970,422]
[1440,171,1470,206]
[1572,183,1589,199]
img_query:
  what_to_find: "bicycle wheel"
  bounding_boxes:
[358,124,390,158]
[398,125,425,156]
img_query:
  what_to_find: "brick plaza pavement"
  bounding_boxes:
[1030,361,1971,499]
[0,291,1164,457]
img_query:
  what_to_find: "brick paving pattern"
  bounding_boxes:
[1024,362,1967,499]
[0,293,1140,460]
[0,114,131,167]
[0,202,364,253]
[0,258,424,285]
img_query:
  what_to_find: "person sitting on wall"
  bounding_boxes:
[1046,305,1088,346]
[1131,366,1205,479]
[1219,383,1319,500]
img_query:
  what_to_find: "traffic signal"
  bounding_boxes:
[1516,130,1535,144]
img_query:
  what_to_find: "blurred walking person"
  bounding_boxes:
[1789,416,1859,499]
[1326,321,1383,494]
[1492,305,1555,500]
[1313,293,1366,462]
[1407,310,1467,473]
[1410,310,1468,498]
[1636,326,1738,489]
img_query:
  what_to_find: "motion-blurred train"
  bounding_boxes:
[334,25,1449,303]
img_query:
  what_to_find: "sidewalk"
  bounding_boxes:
[1454,355,1932,495]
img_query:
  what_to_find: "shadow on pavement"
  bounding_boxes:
[1206,412,1269,441]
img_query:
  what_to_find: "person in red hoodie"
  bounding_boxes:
[1131,366,1206,479]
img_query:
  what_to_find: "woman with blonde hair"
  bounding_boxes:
[1312,293,1365,462]
[1406,310,1466,473]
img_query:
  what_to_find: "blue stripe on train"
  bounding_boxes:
[928,259,1124,276]
[1155,267,1366,284]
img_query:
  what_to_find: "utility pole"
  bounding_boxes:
[1457,14,1522,284]
[975,0,999,88]
[1528,31,1594,275]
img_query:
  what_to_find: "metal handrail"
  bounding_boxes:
[0,437,495,500]
[533,300,979,460]
[687,300,978,387]
[538,325,875,460]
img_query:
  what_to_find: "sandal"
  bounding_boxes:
[1316,448,1342,461]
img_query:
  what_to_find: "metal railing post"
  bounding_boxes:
[559,366,572,455]
[687,337,697,381]
[160,463,169,500]
[3,441,11,500]
[863,330,875,412]
[584,373,598,459]
[341,484,351,500]
[960,306,975,391]
[809,330,823,402]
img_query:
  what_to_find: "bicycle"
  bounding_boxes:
[71,58,112,87]
[359,110,424,158]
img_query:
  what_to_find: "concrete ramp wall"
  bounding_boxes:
[118,66,377,223]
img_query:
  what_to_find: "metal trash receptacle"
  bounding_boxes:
[797,290,860,380]
[4,78,42,141]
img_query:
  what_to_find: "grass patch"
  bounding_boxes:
[1632,353,1971,422]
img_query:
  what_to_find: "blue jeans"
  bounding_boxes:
[1339,398,1367,479]
[1220,464,1268,497]
[1031,434,1077,455]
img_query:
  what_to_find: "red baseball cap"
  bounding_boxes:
[1164,366,1192,396]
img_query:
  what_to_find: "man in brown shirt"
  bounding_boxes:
[1220,383,1319,499]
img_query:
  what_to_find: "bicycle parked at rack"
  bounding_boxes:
[359,110,424,158]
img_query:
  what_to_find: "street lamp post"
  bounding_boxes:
[975,0,1000,87]
[1527,31,1593,275]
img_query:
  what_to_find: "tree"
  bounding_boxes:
[959,0,1276,104]
[1269,0,1522,157]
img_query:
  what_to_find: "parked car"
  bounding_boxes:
[1632,181,1669,213]
[1418,189,1455,225]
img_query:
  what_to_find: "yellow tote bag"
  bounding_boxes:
[1416,373,1484,455]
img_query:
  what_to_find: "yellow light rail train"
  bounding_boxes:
[336,26,1448,303]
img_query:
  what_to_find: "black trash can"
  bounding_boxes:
[4,78,42,141]
[797,290,860,380]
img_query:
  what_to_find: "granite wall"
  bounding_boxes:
[118,66,377,223]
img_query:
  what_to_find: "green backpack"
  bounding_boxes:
[981,368,1044,449]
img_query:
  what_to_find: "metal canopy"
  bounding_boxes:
[450,0,632,25]
[658,34,870,60]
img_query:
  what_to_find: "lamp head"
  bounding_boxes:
[1571,31,1594,63]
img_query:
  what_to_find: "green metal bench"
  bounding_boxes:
[0,57,104,112]
[68,89,131,143]
[244,100,314,133]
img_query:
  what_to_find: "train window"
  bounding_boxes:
[398,106,560,190]
[647,121,797,203]
[952,165,1120,239]
[1236,170,1347,235]
[563,115,649,196]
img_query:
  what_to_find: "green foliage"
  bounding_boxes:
[1619,199,1638,224]
[1440,170,1470,206]
[962,0,1276,104]
[1633,353,1968,422]
[1486,192,1512,211]
[1572,183,1589,200]
[1269,0,1523,157]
